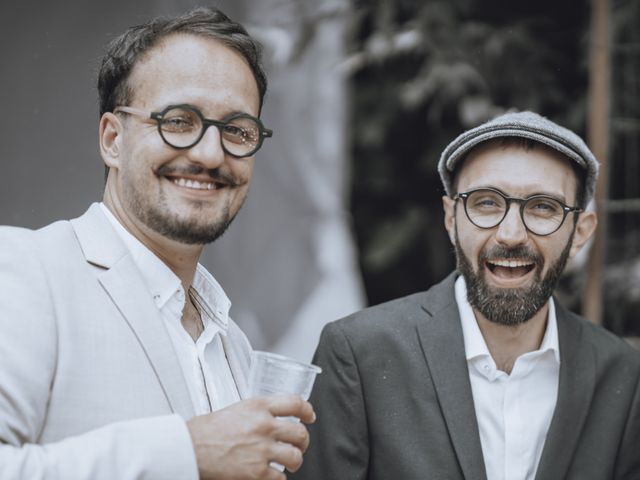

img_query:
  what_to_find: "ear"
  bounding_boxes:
[442,195,457,245]
[99,112,123,169]
[569,210,597,258]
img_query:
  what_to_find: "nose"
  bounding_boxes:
[495,202,528,245]
[187,125,226,169]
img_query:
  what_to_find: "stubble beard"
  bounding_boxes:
[124,176,247,245]
[454,225,574,326]
[141,196,238,245]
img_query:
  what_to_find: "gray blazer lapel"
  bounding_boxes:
[71,204,195,419]
[535,302,596,480]
[416,273,487,480]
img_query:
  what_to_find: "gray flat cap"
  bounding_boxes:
[438,111,599,206]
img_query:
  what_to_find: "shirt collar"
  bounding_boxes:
[454,275,560,363]
[192,264,231,330]
[455,276,489,361]
[538,294,560,362]
[98,203,231,332]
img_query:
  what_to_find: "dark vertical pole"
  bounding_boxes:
[583,0,610,324]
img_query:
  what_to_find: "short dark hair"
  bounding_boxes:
[451,137,587,209]
[97,6,267,117]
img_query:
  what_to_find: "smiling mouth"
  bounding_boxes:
[486,259,536,279]
[171,177,221,190]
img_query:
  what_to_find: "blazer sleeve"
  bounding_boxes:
[292,320,369,480]
[614,362,640,479]
[0,228,198,480]
[0,416,197,480]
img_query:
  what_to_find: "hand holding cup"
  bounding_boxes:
[247,351,322,471]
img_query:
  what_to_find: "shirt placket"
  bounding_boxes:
[194,317,220,414]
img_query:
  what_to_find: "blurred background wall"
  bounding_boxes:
[0,0,366,362]
[1,0,638,359]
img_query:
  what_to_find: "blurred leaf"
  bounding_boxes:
[349,0,593,305]
[363,206,427,272]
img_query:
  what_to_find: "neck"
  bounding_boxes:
[473,302,549,374]
[103,194,203,292]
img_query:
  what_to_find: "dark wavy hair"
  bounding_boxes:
[97,6,267,117]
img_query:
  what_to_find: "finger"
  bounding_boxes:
[270,442,304,473]
[263,466,287,480]
[273,419,310,452]
[265,395,316,423]
[253,462,287,480]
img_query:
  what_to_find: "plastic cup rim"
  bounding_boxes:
[251,350,322,374]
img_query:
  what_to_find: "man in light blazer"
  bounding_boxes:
[293,111,640,480]
[0,7,314,480]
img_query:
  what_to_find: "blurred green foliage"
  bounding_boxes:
[348,0,591,304]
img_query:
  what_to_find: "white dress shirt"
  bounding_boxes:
[455,276,560,480]
[100,203,240,414]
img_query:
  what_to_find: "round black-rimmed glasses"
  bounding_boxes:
[114,104,273,158]
[454,187,583,236]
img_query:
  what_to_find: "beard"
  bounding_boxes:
[455,226,574,326]
[136,197,237,245]
[123,164,247,245]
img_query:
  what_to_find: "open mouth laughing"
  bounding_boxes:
[485,259,536,279]
[480,246,543,288]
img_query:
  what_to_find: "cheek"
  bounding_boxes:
[538,223,575,263]
[455,226,488,270]
[120,155,155,187]
[537,238,565,267]
[120,137,161,170]
[231,158,254,182]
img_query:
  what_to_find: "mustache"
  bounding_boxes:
[479,245,543,267]
[155,164,242,187]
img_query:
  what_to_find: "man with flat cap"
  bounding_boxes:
[293,111,640,480]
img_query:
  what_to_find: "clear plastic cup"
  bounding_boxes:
[247,351,321,472]
[247,351,322,400]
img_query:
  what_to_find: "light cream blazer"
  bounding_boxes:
[0,203,252,479]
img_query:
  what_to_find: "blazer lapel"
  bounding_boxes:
[220,328,251,399]
[99,260,195,419]
[535,303,596,480]
[71,204,195,419]
[416,273,487,480]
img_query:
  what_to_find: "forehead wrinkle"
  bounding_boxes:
[456,145,578,205]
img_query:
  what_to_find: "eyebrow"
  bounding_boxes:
[160,103,257,119]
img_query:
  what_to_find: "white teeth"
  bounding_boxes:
[490,259,532,268]
[173,178,216,190]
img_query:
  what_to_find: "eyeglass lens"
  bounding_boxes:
[159,106,262,157]
[464,189,566,235]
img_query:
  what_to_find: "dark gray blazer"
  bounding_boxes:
[293,273,640,480]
